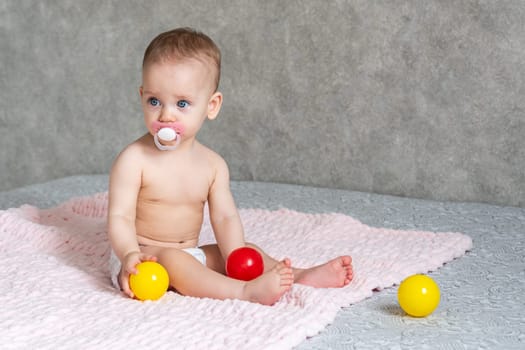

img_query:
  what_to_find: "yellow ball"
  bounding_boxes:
[129,261,169,301]
[397,274,440,317]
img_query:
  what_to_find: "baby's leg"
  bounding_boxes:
[142,246,293,305]
[201,243,353,289]
[292,256,353,288]
[256,245,353,288]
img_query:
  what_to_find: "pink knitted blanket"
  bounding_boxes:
[0,193,472,349]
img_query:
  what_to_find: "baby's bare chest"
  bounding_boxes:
[140,161,213,204]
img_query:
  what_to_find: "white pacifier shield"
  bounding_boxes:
[157,127,176,142]
[154,130,181,151]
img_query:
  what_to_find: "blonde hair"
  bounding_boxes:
[142,28,221,91]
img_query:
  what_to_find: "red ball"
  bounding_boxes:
[226,247,264,281]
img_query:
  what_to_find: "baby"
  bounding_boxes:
[108,28,353,305]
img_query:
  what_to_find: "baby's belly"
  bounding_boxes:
[135,200,204,249]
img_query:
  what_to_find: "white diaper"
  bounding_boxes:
[109,247,207,290]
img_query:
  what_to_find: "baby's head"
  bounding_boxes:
[140,28,224,151]
[142,28,221,92]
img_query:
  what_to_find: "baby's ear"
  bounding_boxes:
[207,92,223,120]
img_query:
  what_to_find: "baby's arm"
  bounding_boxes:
[208,156,245,260]
[107,145,156,297]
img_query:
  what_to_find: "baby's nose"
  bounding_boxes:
[159,106,178,122]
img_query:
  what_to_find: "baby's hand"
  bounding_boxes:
[119,251,158,299]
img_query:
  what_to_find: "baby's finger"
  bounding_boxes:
[125,259,140,275]
[140,253,158,262]
[119,271,134,299]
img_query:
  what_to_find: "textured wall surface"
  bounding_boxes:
[1,0,524,207]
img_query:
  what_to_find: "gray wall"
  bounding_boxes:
[1,0,524,207]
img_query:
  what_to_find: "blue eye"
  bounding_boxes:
[148,97,161,107]
[177,100,189,108]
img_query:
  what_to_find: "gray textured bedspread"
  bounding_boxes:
[1,175,523,349]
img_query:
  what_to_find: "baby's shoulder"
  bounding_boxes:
[196,143,228,169]
[113,136,151,164]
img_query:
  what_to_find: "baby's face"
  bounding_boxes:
[140,58,217,147]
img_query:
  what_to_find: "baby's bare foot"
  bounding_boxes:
[296,256,353,288]
[243,259,294,305]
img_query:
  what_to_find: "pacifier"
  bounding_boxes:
[152,121,185,151]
